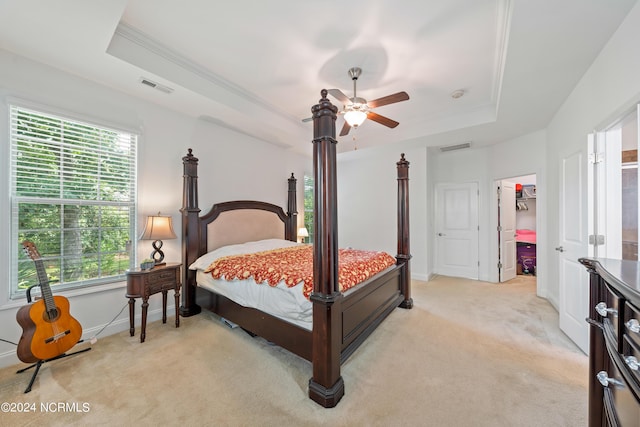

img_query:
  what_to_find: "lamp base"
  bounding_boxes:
[150,240,166,265]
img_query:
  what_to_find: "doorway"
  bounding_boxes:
[496,174,538,285]
[589,105,639,260]
[558,102,639,354]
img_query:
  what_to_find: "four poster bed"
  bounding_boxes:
[179,90,412,407]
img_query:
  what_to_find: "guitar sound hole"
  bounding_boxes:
[44,308,60,322]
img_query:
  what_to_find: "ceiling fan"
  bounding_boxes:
[328,67,410,136]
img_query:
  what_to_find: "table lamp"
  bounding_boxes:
[139,213,177,265]
[298,227,309,243]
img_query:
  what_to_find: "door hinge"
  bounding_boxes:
[497,261,502,269]
[589,152,605,164]
[589,235,605,245]
[497,225,502,232]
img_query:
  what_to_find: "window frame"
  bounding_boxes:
[303,173,314,243]
[9,103,139,300]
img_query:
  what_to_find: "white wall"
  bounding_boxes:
[516,199,537,231]
[545,1,640,307]
[337,145,429,281]
[0,50,309,368]
[340,1,640,318]
[427,130,547,289]
[336,128,547,292]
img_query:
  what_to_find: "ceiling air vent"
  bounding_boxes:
[439,142,471,152]
[139,77,173,94]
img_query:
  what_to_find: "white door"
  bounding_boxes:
[435,182,479,279]
[558,149,589,354]
[498,180,517,282]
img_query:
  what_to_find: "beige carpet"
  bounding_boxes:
[0,275,587,426]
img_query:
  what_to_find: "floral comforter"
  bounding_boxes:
[204,245,396,299]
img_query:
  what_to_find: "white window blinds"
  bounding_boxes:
[10,105,138,298]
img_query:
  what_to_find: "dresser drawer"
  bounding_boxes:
[624,301,640,352]
[597,283,624,350]
[145,268,179,294]
[601,347,640,427]
[622,335,640,387]
[126,264,181,298]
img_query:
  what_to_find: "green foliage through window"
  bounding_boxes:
[10,105,137,298]
[303,174,314,243]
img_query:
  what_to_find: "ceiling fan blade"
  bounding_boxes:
[367,91,410,108]
[367,111,399,128]
[339,121,351,136]
[328,88,352,105]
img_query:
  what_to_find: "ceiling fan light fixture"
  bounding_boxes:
[344,110,367,127]
[327,67,409,136]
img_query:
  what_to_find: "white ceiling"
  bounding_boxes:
[0,0,636,155]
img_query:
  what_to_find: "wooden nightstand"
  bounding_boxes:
[125,262,181,343]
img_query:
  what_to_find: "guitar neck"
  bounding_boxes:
[33,258,56,313]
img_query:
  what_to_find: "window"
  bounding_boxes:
[10,105,137,298]
[303,174,314,243]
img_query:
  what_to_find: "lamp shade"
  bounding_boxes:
[298,227,309,238]
[139,215,177,241]
[344,110,367,127]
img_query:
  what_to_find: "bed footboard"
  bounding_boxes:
[340,265,404,362]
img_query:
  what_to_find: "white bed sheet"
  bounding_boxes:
[190,239,313,330]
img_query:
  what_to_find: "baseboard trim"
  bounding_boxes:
[0,306,173,369]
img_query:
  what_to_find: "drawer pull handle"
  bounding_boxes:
[595,302,618,318]
[597,371,624,388]
[627,319,640,334]
[625,356,640,371]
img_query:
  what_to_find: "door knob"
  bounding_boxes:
[438,233,446,236]
[555,246,564,252]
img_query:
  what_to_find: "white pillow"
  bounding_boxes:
[189,238,301,270]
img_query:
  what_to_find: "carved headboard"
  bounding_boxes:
[199,201,290,253]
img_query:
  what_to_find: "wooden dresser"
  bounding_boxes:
[580,258,640,426]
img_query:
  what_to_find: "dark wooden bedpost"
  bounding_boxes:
[397,153,413,309]
[308,89,344,407]
[287,173,298,242]
[180,148,202,317]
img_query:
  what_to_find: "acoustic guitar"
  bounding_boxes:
[16,241,83,363]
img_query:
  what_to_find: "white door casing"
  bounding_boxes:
[435,182,479,279]
[559,149,589,354]
[498,180,517,282]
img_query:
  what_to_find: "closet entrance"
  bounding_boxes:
[497,174,537,283]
